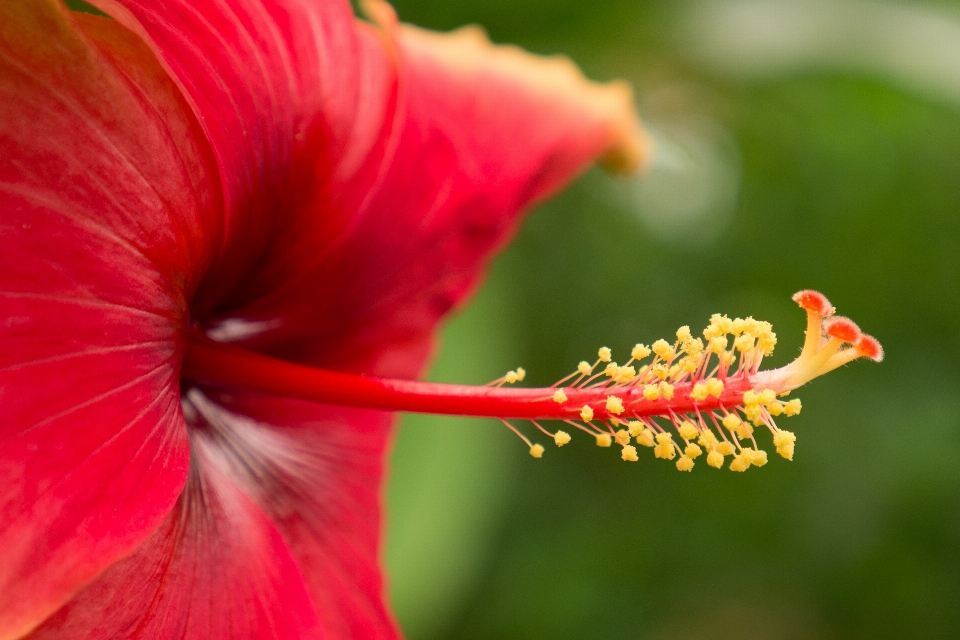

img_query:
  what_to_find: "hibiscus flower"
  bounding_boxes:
[0,0,648,637]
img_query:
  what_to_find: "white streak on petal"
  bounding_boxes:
[206,317,283,342]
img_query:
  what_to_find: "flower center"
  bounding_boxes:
[182,289,881,471]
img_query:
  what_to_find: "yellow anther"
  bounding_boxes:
[725,416,750,438]
[685,443,703,459]
[652,339,675,360]
[773,430,796,447]
[698,430,719,449]
[773,430,797,460]
[716,441,736,456]
[659,382,675,400]
[529,444,545,458]
[707,450,725,468]
[580,405,594,422]
[604,362,619,377]
[654,442,677,460]
[708,336,728,354]
[783,398,802,416]
[615,429,631,446]
[621,445,639,462]
[743,390,760,405]
[515,367,526,382]
[577,361,593,375]
[744,448,768,467]
[776,443,796,461]
[598,346,612,362]
[703,324,722,340]
[758,389,777,405]
[636,428,655,447]
[743,404,764,426]
[554,431,572,447]
[655,432,674,444]
[505,371,518,384]
[679,356,700,373]
[722,413,743,432]
[678,420,698,440]
[652,364,669,380]
[743,317,760,335]
[710,313,733,333]
[677,325,693,342]
[627,420,644,438]
[690,383,708,402]
[615,365,636,383]
[595,433,612,447]
[643,384,660,400]
[676,456,694,471]
[757,332,777,356]
[705,378,724,397]
[668,364,681,378]
[631,343,651,360]
[730,318,746,336]
[734,334,754,352]
[553,389,568,404]
[729,454,750,472]
[610,417,621,427]
[606,396,625,415]
[682,338,704,357]
[768,402,784,416]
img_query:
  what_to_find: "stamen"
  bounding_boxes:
[685,443,703,459]
[182,289,880,472]
[631,343,651,360]
[606,396,623,416]
[499,419,544,458]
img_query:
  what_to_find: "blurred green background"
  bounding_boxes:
[385,1,960,639]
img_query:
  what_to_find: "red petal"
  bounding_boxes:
[26,435,323,640]
[177,5,642,376]
[84,1,645,374]
[54,0,645,633]
[29,389,398,639]
[0,3,220,634]
[181,390,399,639]
[88,0,399,311]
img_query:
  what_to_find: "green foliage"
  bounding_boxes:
[64,0,108,17]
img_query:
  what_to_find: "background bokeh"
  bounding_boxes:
[385,1,960,639]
